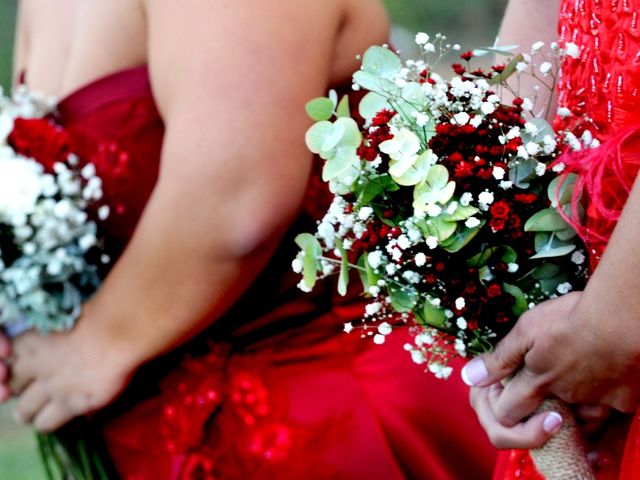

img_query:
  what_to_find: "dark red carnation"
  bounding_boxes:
[514,193,538,204]
[486,283,503,298]
[372,109,397,127]
[460,51,474,61]
[490,200,511,219]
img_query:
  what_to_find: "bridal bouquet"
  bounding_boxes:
[0,86,111,335]
[0,86,114,479]
[295,35,595,479]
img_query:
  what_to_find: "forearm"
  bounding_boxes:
[575,175,640,326]
[80,186,288,372]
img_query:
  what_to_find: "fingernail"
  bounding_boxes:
[461,358,488,386]
[543,412,563,434]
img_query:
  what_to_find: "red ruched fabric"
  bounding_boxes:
[52,65,496,479]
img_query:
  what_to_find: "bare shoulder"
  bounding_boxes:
[143,0,389,106]
[331,0,390,84]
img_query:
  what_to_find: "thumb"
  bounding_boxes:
[461,321,530,387]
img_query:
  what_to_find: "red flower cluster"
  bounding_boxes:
[357,110,396,161]
[8,118,73,172]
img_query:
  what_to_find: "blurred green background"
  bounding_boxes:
[0,0,506,478]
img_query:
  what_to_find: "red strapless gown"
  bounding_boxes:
[496,1,640,478]
[54,66,496,479]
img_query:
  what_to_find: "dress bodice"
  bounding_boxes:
[56,65,164,246]
[558,0,640,135]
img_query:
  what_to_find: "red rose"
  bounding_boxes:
[489,217,507,232]
[8,118,72,172]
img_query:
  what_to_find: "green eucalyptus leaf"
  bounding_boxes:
[488,53,525,85]
[357,254,380,292]
[388,283,419,313]
[441,223,484,253]
[353,71,398,93]
[508,158,537,188]
[336,239,350,296]
[322,146,358,181]
[336,95,351,118]
[358,91,390,122]
[555,227,577,241]
[502,283,528,316]
[532,263,561,280]
[305,97,335,122]
[421,302,448,328]
[361,46,403,78]
[442,204,479,222]
[548,173,578,206]
[525,208,570,232]
[427,217,457,242]
[295,234,322,289]
[305,121,334,154]
[531,244,576,259]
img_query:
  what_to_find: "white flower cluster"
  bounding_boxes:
[0,90,110,333]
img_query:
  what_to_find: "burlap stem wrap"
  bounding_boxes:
[528,397,595,480]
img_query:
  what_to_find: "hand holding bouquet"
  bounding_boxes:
[0,86,114,479]
[295,35,596,479]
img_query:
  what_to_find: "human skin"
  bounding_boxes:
[465,0,640,450]
[0,0,389,432]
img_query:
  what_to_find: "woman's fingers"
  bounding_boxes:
[492,370,546,427]
[471,385,563,449]
[14,383,49,424]
[33,401,72,433]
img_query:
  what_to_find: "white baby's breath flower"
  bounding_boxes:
[358,206,374,221]
[499,180,513,190]
[522,98,534,111]
[565,42,581,59]
[557,282,573,295]
[535,162,547,176]
[456,317,468,329]
[414,252,427,267]
[480,102,495,115]
[373,334,386,345]
[465,217,481,229]
[455,297,466,310]
[378,322,393,336]
[415,32,430,45]
[557,106,572,118]
[460,192,473,206]
[539,62,553,75]
[291,258,303,274]
[492,166,506,180]
[426,236,438,249]
[478,191,495,210]
[531,41,545,52]
[508,263,520,273]
[571,251,586,265]
[452,112,471,126]
[368,250,384,269]
[344,322,354,334]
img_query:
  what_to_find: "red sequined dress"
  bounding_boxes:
[496,0,640,478]
[52,66,497,479]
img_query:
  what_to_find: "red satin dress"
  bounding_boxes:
[496,1,640,478]
[54,66,497,479]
